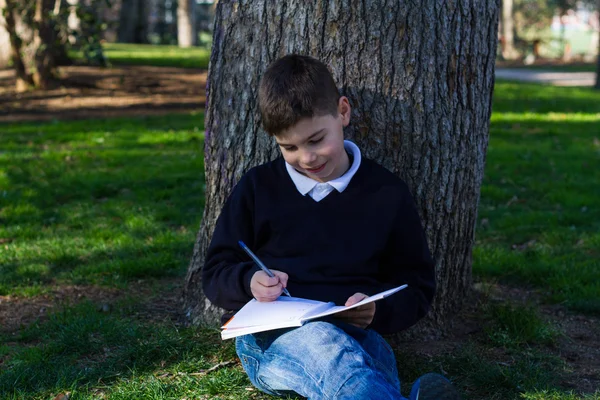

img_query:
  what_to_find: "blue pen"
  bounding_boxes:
[238,240,292,297]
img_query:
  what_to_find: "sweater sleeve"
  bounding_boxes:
[202,174,261,311]
[368,186,436,334]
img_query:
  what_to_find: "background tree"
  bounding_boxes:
[1,0,108,90]
[0,0,10,67]
[501,0,520,59]
[183,0,500,335]
[2,0,54,90]
[117,0,148,43]
[596,0,600,89]
[177,0,196,47]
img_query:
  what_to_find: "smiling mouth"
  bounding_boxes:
[305,163,326,173]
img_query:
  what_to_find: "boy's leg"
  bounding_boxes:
[236,321,404,399]
[331,321,401,390]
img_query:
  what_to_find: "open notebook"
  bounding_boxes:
[221,284,407,340]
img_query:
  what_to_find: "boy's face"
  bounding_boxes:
[275,97,351,183]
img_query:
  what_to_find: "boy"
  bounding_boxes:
[202,54,459,399]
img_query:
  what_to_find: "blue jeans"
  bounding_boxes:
[235,321,406,399]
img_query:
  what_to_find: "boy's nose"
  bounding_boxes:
[301,151,317,166]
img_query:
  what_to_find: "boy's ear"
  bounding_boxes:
[338,96,351,127]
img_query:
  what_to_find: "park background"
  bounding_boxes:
[0,1,599,399]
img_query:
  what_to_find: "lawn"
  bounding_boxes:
[1,81,599,399]
[73,43,212,69]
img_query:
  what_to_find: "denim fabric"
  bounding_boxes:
[235,321,406,399]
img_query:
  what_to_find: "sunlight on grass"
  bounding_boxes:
[0,113,205,295]
[102,43,211,69]
[491,112,600,123]
[475,82,600,315]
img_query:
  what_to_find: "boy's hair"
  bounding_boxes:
[258,54,341,136]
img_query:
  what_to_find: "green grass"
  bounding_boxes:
[73,43,211,69]
[0,301,258,400]
[0,114,205,296]
[483,302,559,348]
[2,80,600,399]
[476,81,600,315]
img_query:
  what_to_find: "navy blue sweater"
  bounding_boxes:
[202,156,435,334]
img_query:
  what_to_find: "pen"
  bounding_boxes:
[238,240,292,297]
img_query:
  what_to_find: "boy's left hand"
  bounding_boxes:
[335,293,375,329]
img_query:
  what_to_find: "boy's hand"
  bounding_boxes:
[335,293,375,328]
[250,270,289,302]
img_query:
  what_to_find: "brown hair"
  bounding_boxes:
[258,54,340,136]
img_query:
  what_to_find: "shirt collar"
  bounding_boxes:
[285,140,362,196]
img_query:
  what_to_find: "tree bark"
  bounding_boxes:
[32,0,56,89]
[501,0,519,60]
[0,0,10,68]
[117,0,148,43]
[177,0,197,47]
[117,0,137,43]
[183,0,500,337]
[3,0,34,91]
[596,0,600,90]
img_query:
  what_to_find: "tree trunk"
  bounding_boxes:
[32,0,56,89]
[501,0,518,60]
[0,0,11,68]
[177,0,197,47]
[67,0,80,44]
[596,1,600,90]
[183,0,500,337]
[117,0,137,42]
[117,0,148,43]
[3,0,34,91]
[134,0,148,43]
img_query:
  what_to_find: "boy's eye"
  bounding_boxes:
[309,137,324,144]
[283,146,296,152]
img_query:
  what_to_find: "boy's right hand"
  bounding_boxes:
[250,270,289,302]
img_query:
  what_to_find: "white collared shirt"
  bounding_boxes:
[285,140,362,202]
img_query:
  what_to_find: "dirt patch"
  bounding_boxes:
[0,65,206,123]
[0,278,184,336]
[485,282,600,392]
[392,283,600,394]
[1,279,598,394]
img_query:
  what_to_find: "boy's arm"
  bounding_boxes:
[202,175,261,311]
[368,187,436,334]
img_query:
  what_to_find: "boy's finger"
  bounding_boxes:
[255,283,283,302]
[273,271,289,286]
[345,292,368,307]
[257,273,280,287]
[263,283,283,299]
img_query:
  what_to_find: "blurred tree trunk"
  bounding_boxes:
[31,0,57,89]
[117,0,148,43]
[0,0,10,68]
[177,0,197,47]
[501,0,519,60]
[3,0,35,91]
[596,0,600,90]
[183,0,500,337]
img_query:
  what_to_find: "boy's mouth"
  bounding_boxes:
[305,163,326,174]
